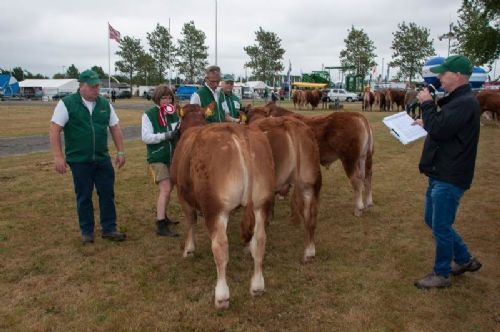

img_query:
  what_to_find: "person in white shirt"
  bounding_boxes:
[141,85,180,237]
[49,69,126,244]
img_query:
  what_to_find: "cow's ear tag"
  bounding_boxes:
[179,107,185,118]
[240,114,247,123]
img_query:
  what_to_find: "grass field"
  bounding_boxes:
[0,102,499,331]
[0,99,148,138]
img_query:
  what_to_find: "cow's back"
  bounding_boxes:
[171,124,275,237]
[251,116,321,191]
[305,112,372,168]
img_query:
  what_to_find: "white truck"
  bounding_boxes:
[327,88,359,102]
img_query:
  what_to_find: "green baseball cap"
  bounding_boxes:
[79,69,101,85]
[430,55,473,75]
[222,74,235,82]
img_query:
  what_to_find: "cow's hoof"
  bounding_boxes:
[251,288,265,297]
[354,209,363,217]
[183,250,194,258]
[215,298,230,310]
[302,255,315,264]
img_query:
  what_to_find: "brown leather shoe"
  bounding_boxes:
[101,231,126,241]
[414,272,451,289]
[451,257,482,276]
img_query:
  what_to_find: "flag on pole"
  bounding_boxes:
[109,23,121,43]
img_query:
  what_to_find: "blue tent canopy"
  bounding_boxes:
[0,74,20,97]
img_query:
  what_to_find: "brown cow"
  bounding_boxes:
[171,103,275,309]
[385,89,405,111]
[475,90,500,126]
[362,87,375,111]
[404,89,420,119]
[305,89,322,110]
[263,103,374,217]
[292,90,306,110]
[246,110,322,262]
[374,90,387,111]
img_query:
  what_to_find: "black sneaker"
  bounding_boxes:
[451,257,482,276]
[156,219,179,237]
[81,234,94,244]
[101,231,126,241]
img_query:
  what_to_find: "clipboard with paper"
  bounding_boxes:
[383,111,427,145]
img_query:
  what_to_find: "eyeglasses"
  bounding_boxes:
[207,80,220,84]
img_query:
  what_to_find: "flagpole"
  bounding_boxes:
[108,22,111,89]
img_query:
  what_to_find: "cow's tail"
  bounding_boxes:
[364,117,374,181]
[236,129,256,244]
[288,124,305,226]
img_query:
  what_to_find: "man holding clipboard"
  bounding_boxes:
[413,55,482,289]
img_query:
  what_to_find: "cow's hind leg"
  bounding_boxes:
[210,213,230,310]
[181,201,197,257]
[249,207,267,297]
[302,187,318,263]
[343,159,365,217]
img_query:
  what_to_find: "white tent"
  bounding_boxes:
[19,79,79,98]
[245,81,270,90]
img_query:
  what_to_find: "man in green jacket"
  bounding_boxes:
[221,74,241,123]
[190,65,227,123]
[49,69,126,244]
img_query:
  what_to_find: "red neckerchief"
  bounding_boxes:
[158,104,175,127]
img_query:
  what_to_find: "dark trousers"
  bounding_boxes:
[68,157,117,235]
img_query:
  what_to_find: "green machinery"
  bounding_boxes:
[301,71,330,85]
[324,66,363,93]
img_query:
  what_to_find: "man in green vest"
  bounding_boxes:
[190,65,227,123]
[221,74,241,122]
[49,69,126,244]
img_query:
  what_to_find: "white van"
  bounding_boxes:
[327,89,359,102]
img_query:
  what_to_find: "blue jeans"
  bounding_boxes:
[424,178,471,277]
[68,157,117,235]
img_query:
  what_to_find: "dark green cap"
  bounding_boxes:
[79,70,101,85]
[430,55,473,75]
[222,74,235,82]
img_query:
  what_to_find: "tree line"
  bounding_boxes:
[2,0,497,86]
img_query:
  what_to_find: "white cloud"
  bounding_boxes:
[0,0,464,79]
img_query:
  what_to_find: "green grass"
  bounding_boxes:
[0,104,499,330]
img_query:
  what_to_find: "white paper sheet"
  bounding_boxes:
[383,111,427,145]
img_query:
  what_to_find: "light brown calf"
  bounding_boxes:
[171,104,275,309]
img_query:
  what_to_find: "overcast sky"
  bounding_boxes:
[1,0,466,81]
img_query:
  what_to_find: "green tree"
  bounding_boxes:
[339,26,377,78]
[91,66,109,79]
[147,23,176,81]
[115,36,144,87]
[453,0,500,67]
[11,67,25,81]
[66,64,80,79]
[390,22,435,83]
[135,52,161,86]
[244,27,285,85]
[52,73,66,79]
[176,21,208,83]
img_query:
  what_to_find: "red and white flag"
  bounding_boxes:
[109,23,121,43]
